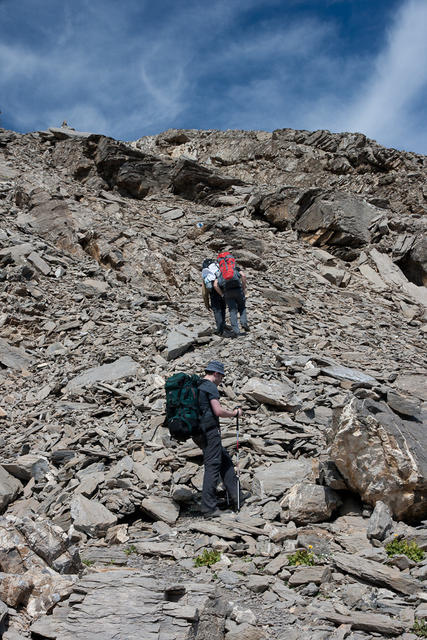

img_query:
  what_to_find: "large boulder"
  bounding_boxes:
[295,191,379,248]
[94,137,172,198]
[3,454,50,482]
[329,398,427,521]
[171,157,244,202]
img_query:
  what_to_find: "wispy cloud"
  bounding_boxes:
[0,0,426,153]
[339,0,427,151]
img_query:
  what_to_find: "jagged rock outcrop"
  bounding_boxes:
[329,398,427,521]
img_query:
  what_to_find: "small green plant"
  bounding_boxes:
[124,544,138,556]
[385,537,425,563]
[194,549,221,567]
[413,619,427,638]
[288,548,316,566]
[82,559,94,567]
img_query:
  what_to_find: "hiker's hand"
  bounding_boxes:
[233,407,242,417]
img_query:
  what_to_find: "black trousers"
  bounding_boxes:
[194,427,239,512]
[210,290,226,333]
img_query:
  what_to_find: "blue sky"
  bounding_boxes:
[0,0,426,154]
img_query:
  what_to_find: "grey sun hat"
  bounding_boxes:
[205,360,225,375]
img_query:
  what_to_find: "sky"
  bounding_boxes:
[0,0,426,154]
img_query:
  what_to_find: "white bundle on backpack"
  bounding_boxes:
[202,263,220,291]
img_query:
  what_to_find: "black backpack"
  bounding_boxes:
[164,373,201,441]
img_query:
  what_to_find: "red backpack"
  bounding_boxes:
[217,252,241,290]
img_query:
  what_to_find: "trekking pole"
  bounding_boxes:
[235,407,241,511]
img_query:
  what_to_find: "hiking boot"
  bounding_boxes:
[241,324,250,332]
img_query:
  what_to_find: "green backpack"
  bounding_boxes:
[164,373,201,441]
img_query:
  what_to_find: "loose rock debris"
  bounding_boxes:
[0,123,426,639]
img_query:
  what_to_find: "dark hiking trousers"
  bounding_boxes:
[193,427,239,512]
[224,287,248,336]
[210,290,226,334]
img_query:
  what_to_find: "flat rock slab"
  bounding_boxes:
[65,356,140,392]
[242,377,300,410]
[319,610,406,636]
[0,243,34,263]
[27,251,51,275]
[30,569,216,640]
[48,127,95,140]
[319,364,376,385]
[3,454,49,482]
[0,338,34,370]
[78,278,110,297]
[188,521,240,540]
[395,374,427,401]
[166,326,197,360]
[333,552,422,596]
[252,459,313,498]
[288,565,331,586]
[134,541,187,560]
[141,496,180,524]
[70,495,117,538]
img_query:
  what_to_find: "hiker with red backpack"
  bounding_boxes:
[201,258,226,335]
[214,252,249,338]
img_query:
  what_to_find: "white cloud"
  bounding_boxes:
[0,0,426,153]
[339,0,427,150]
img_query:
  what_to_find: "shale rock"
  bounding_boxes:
[281,483,342,525]
[329,398,427,520]
[0,122,426,638]
[295,191,380,248]
[0,468,22,512]
[70,495,117,537]
[366,501,393,541]
[242,377,301,410]
[252,460,313,498]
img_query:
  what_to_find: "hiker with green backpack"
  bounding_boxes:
[195,360,247,517]
[164,360,249,518]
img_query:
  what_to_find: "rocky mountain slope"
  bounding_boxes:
[0,124,426,639]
